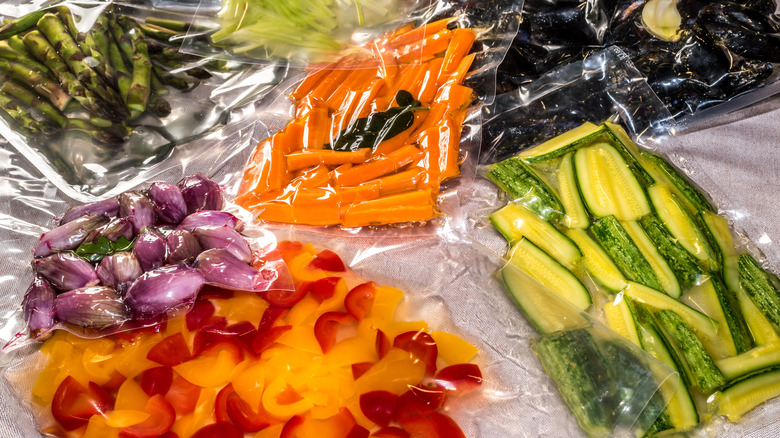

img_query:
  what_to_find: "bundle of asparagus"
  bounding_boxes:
[0,5,218,144]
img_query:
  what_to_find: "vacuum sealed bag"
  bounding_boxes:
[0,1,286,202]
[496,0,780,126]
[230,0,522,231]
[470,52,780,434]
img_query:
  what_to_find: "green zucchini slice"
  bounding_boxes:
[574,143,651,221]
[622,220,682,298]
[590,216,663,292]
[501,264,588,335]
[714,367,780,421]
[507,238,592,311]
[739,254,780,327]
[623,281,718,339]
[557,152,589,229]
[717,344,780,381]
[486,157,564,222]
[654,309,726,393]
[641,152,715,213]
[489,202,582,270]
[518,122,605,163]
[640,214,704,290]
[565,228,627,293]
[648,184,715,264]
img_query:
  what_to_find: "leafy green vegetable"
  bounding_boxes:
[329,90,428,152]
[75,235,135,263]
[211,0,394,61]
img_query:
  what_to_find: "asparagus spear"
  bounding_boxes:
[22,30,120,120]
[117,16,151,120]
[65,118,125,145]
[1,80,67,127]
[152,64,190,90]
[0,59,70,110]
[0,10,46,40]
[88,14,115,85]
[108,34,132,101]
[0,40,50,73]
[0,89,55,134]
[57,7,90,54]
[36,13,125,112]
[140,23,179,42]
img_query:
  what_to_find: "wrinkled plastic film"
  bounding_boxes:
[229,0,521,231]
[0,164,294,352]
[496,0,780,126]
[180,0,441,66]
[0,2,288,202]
[481,46,674,165]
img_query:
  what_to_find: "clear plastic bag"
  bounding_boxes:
[497,0,780,126]
[179,0,436,66]
[2,169,295,352]
[228,0,522,231]
[0,1,287,202]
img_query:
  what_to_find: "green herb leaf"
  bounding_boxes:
[329,90,428,152]
[74,235,138,263]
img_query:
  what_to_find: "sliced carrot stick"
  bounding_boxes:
[397,30,452,64]
[277,122,304,154]
[364,168,425,196]
[290,66,332,101]
[338,181,381,204]
[439,116,462,181]
[238,138,273,195]
[336,145,422,187]
[286,149,370,171]
[418,57,445,104]
[451,53,475,85]
[268,146,288,190]
[326,67,378,110]
[410,101,447,139]
[303,107,331,150]
[330,89,366,142]
[389,17,453,48]
[372,42,399,84]
[405,64,430,103]
[437,28,476,85]
[309,68,351,103]
[258,197,342,225]
[290,164,330,188]
[353,78,386,119]
[341,189,438,227]
[372,109,429,157]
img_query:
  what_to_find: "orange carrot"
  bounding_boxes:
[336,145,422,187]
[389,18,453,48]
[258,196,342,226]
[326,67,378,110]
[397,30,452,64]
[290,66,332,101]
[372,109,429,157]
[286,149,370,171]
[268,146,288,190]
[309,68,351,103]
[338,181,381,204]
[341,189,438,227]
[329,91,361,142]
[437,28,476,85]
[372,43,399,85]
[418,57,445,104]
[291,164,330,188]
[353,78,386,119]
[451,53,475,84]
[303,107,331,150]
[365,168,425,196]
[410,101,447,139]
[238,138,273,195]
[277,123,304,154]
[439,116,462,181]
